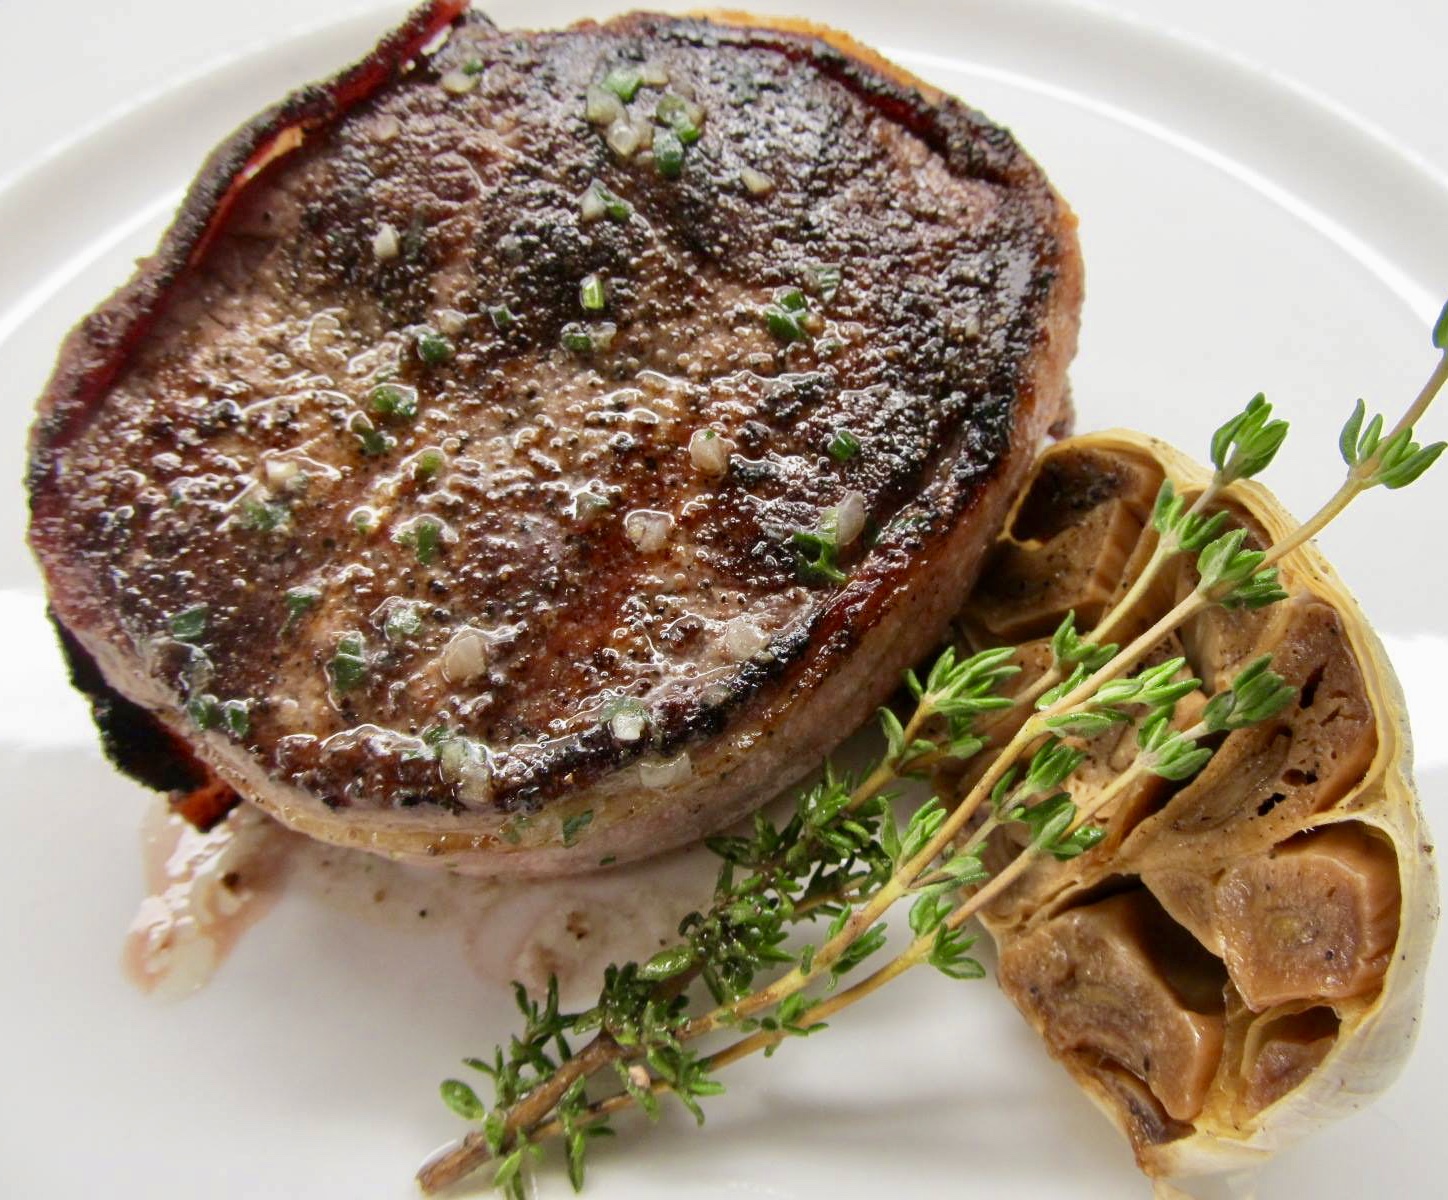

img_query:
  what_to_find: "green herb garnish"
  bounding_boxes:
[238,498,289,532]
[827,429,861,462]
[168,605,209,643]
[350,413,394,456]
[489,305,519,332]
[652,127,684,178]
[601,66,642,102]
[655,94,702,144]
[791,528,846,585]
[414,449,444,482]
[371,384,420,421]
[186,694,249,738]
[561,810,595,847]
[560,323,594,353]
[579,274,607,313]
[417,332,455,366]
[221,700,250,738]
[329,633,368,694]
[580,180,632,223]
[764,287,811,343]
[186,695,218,730]
[397,516,444,565]
[283,587,320,630]
[385,601,424,642]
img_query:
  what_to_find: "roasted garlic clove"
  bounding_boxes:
[966,443,1163,642]
[950,431,1436,1185]
[1214,823,1400,1010]
[999,890,1227,1122]
[1237,1006,1340,1113]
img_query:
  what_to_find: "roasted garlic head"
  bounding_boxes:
[947,431,1436,1182]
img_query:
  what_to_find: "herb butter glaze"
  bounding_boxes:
[27,3,1082,873]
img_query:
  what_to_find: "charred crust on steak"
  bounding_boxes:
[27,3,1081,857]
[53,617,241,829]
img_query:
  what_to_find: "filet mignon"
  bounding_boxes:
[26,1,1083,875]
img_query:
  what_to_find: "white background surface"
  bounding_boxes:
[2,2,1446,1198]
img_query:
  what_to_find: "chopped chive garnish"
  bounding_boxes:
[397,516,443,565]
[350,413,393,456]
[283,587,320,630]
[765,307,806,342]
[580,180,632,223]
[653,127,685,178]
[602,66,642,102]
[385,601,424,641]
[329,633,368,694]
[186,694,220,731]
[352,508,379,536]
[462,58,485,76]
[562,809,595,847]
[579,274,607,313]
[489,304,519,331]
[414,449,444,482]
[168,605,209,643]
[417,331,454,366]
[286,587,320,615]
[415,520,441,564]
[764,288,812,343]
[370,383,419,421]
[791,529,847,585]
[221,700,250,738]
[560,323,594,353]
[239,498,289,532]
[655,94,703,144]
[187,694,216,730]
[827,429,862,462]
[187,695,249,738]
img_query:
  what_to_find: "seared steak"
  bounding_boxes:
[27,2,1082,875]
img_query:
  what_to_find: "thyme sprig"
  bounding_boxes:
[420,647,1018,1193]
[418,300,1448,1195]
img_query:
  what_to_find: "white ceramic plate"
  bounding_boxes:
[2,3,1444,1196]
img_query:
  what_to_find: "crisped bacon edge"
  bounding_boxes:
[27,0,472,831]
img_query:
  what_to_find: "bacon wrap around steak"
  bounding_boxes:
[27,2,1083,875]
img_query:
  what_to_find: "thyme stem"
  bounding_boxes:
[455,762,1159,1167]
[1263,351,1447,568]
[418,693,942,1193]
[418,1039,617,1193]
